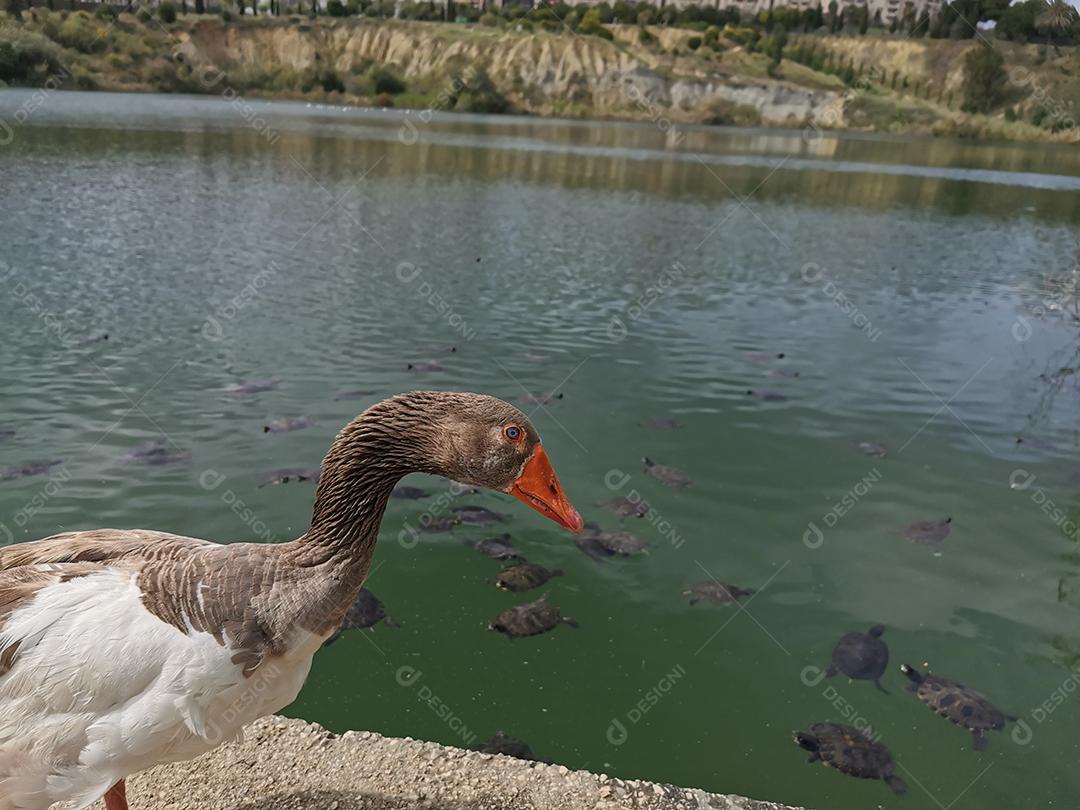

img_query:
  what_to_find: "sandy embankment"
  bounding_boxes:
[93,716,803,810]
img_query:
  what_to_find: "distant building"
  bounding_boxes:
[561,0,941,24]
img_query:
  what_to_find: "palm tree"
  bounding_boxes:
[1036,0,1078,54]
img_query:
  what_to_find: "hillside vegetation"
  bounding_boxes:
[1,7,1077,142]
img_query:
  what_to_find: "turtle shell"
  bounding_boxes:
[602,495,650,519]
[341,588,394,631]
[796,723,906,794]
[904,667,1009,748]
[392,485,430,500]
[858,442,887,458]
[903,517,952,545]
[419,516,460,533]
[829,625,889,685]
[468,534,519,560]
[582,526,647,556]
[453,505,510,526]
[686,582,754,605]
[474,731,537,761]
[643,458,692,489]
[495,562,561,592]
[490,594,575,638]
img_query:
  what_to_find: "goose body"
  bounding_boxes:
[0,392,583,810]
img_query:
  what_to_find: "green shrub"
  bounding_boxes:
[57,12,106,53]
[94,3,116,20]
[220,8,232,19]
[960,43,1005,113]
[135,7,151,22]
[704,97,761,126]
[578,7,612,39]
[0,35,62,82]
[479,11,498,25]
[327,0,345,15]
[687,35,701,49]
[158,1,176,22]
[452,66,509,113]
[638,25,654,43]
[371,65,405,94]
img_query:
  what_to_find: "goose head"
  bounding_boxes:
[332,391,584,533]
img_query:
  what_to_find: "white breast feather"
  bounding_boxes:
[0,568,318,810]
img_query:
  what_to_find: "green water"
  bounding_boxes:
[2,89,1080,809]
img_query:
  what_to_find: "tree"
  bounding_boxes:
[912,8,928,34]
[960,43,1006,112]
[997,0,1040,40]
[827,0,838,32]
[1036,0,1078,50]
[857,4,868,33]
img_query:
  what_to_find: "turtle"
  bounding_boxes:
[642,457,691,489]
[256,467,320,487]
[1014,435,1058,451]
[323,588,397,646]
[746,351,786,363]
[224,379,279,395]
[902,517,951,546]
[858,441,888,458]
[685,581,755,605]
[640,417,680,430]
[0,460,63,481]
[340,588,397,631]
[0,429,15,443]
[407,361,444,373]
[263,416,313,434]
[601,494,650,519]
[517,392,564,407]
[826,625,890,693]
[794,722,907,795]
[74,333,109,348]
[580,525,647,556]
[489,593,577,638]
[466,533,520,560]
[473,731,537,761]
[121,439,191,466]
[900,664,1014,750]
[745,388,788,402]
[391,485,430,500]
[452,505,510,527]
[419,516,461,533]
[575,534,616,563]
[333,388,376,401]
[496,562,563,592]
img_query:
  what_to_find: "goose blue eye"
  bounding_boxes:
[504,425,522,441]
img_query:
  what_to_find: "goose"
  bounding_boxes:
[0,391,583,810]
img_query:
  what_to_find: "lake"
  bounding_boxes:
[1,89,1079,809]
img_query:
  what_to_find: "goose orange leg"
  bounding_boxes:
[104,780,128,810]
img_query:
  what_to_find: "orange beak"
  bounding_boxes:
[509,444,584,534]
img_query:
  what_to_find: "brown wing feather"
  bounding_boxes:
[0,529,215,572]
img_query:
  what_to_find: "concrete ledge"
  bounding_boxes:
[98,716,804,810]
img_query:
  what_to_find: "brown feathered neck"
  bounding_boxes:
[281,392,484,577]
